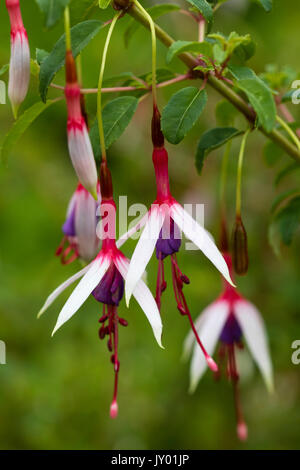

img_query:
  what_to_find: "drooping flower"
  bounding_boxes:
[65,50,98,198]
[183,252,273,441]
[118,107,233,371]
[56,182,101,264]
[38,163,162,417]
[5,0,30,117]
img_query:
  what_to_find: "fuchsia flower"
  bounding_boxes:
[183,253,273,440]
[5,0,30,117]
[38,165,162,418]
[56,182,100,264]
[65,51,98,198]
[118,109,233,371]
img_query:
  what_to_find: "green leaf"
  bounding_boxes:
[231,40,256,65]
[229,65,276,132]
[99,0,111,9]
[275,162,300,186]
[269,196,300,256]
[253,0,272,12]
[215,100,238,126]
[70,0,98,22]
[161,87,207,145]
[185,0,213,23]
[281,89,297,103]
[90,96,139,160]
[271,189,300,215]
[166,40,212,64]
[209,32,252,64]
[36,48,49,66]
[195,127,242,173]
[263,141,283,167]
[124,3,180,47]
[35,0,70,29]
[0,101,57,164]
[39,20,104,102]
[102,72,136,87]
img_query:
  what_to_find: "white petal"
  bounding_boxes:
[234,300,274,392]
[116,256,163,348]
[38,263,92,318]
[125,207,165,305]
[68,124,98,198]
[190,300,229,393]
[52,255,110,336]
[75,187,99,261]
[8,30,30,113]
[116,212,148,249]
[171,203,234,286]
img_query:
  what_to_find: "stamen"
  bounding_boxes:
[170,254,218,373]
[56,236,79,265]
[227,344,247,441]
[155,253,166,310]
[110,306,119,418]
[55,236,67,256]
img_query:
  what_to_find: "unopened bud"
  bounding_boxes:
[65,50,77,84]
[151,105,164,148]
[100,162,113,200]
[232,216,248,276]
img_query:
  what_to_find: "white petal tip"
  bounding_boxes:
[89,187,98,201]
[206,356,218,373]
[110,400,118,419]
[37,309,44,319]
[226,275,236,288]
[125,290,132,307]
[188,381,197,394]
[237,422,248,441]
[11,103,19,119]
[51,326,59,337]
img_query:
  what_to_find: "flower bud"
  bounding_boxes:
[232,216,248,275]
[6,0,30,117]
[151,105,164,148]
[59,183,100,263]
[65,51,98,198]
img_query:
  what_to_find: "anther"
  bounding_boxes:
[98,314,108,323]
[180,274,190,284]
[99,326,106,340]
[177,304,187,316]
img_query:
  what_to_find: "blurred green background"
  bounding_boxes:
[0,0,299,450]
